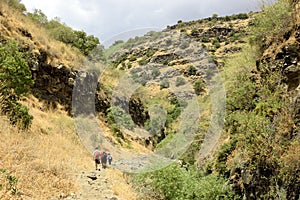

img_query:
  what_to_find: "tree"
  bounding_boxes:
[0,41,34,129]
[27,9,48,25]
[73,31,100,55]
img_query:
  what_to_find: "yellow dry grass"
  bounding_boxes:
[0,95,140,199]
[0,2,85,69]
[0,97,91,199]
[106,168,138,200]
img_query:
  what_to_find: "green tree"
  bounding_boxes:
[73,31,100,56]
[0,41,34,129]
[27,9,48,25]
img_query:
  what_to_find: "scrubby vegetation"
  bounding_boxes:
[133,164,239,200]
[1,0,299,199]
[27,9,102,57]
[126,1,300,199]
[0,41,34,129]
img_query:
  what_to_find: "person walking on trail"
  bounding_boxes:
[101,151,108,169]
[107,153,112,165]
[93,147,101,170]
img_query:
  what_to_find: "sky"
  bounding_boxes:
[20,0,264,47]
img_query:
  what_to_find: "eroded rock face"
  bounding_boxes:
[31,55,76,112]
[129,97,149,127]
[31,48,112,115]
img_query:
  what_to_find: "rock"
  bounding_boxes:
[59,193,66,198]
[87,174,97,181]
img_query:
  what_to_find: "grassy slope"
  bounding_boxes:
[0,4,142,199]
[0,96,91,199]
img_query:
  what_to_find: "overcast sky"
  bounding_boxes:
[21,0,264,46]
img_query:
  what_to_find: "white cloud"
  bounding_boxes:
[21,0,261,45]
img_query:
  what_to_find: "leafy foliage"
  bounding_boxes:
[0,41,33,129]
[217,58,298,198]
[160,79,170,89]
[27,10,101,56]
[107,106,135,131]
[0,169,20,196]
[134,164,239,200]
[175,77,186,87]
[193,79,206,95]
[27,9,48,25]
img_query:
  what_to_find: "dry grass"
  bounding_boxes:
[0,95,141,199]
[0,97,91,199]
[106,168,138,200]
[0,2,85,69]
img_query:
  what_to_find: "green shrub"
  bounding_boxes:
[0,169,20,196]
[160,79,169,89]
[215,140,237,176]
[129,56,137,62]
[185,65,197,76]
[27,9,48,25]
[201,37,210,43]
[0,41,34,129]
[193,80,205,95]
[134,164,239,200]
[212,38,221,49]
[146,49,156,58]
[151,68,161,78]
[138,58,149,66]
[107,106,135,130]
[175,77,186,87]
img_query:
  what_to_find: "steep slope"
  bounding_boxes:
[0,2,139,199]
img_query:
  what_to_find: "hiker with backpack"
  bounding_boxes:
[93,147,101,170]
[107,153,113,165]
[101,151,108,169]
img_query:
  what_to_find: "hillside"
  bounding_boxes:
[0,1,138,199]
[0,0,299,199]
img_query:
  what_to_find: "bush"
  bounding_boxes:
[138,58,149,66]
[201,37,210,43]
[107,106,135,130]
[134,164,239,200]
[175,77,186,87]
[0,41,34,129]
[212,38,221,49]
[193,80,205,95]
[185,65,197,76]
[129,56,137,62]
[160,79,169,89]
[151,68,161,78]
[28,12,101,56]
[27,9,48,25]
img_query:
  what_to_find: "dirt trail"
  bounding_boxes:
[52,166,138,200]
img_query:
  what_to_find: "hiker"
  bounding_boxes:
[101,151,108,169]
[107,153,112,165]
[92,147,101,170]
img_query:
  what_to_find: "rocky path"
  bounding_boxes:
[52,166,138,200]
[76,169,117,200]
[76,166,138,200]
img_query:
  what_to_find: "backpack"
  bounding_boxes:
[95,151,100,159]
[102,151,107,158]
